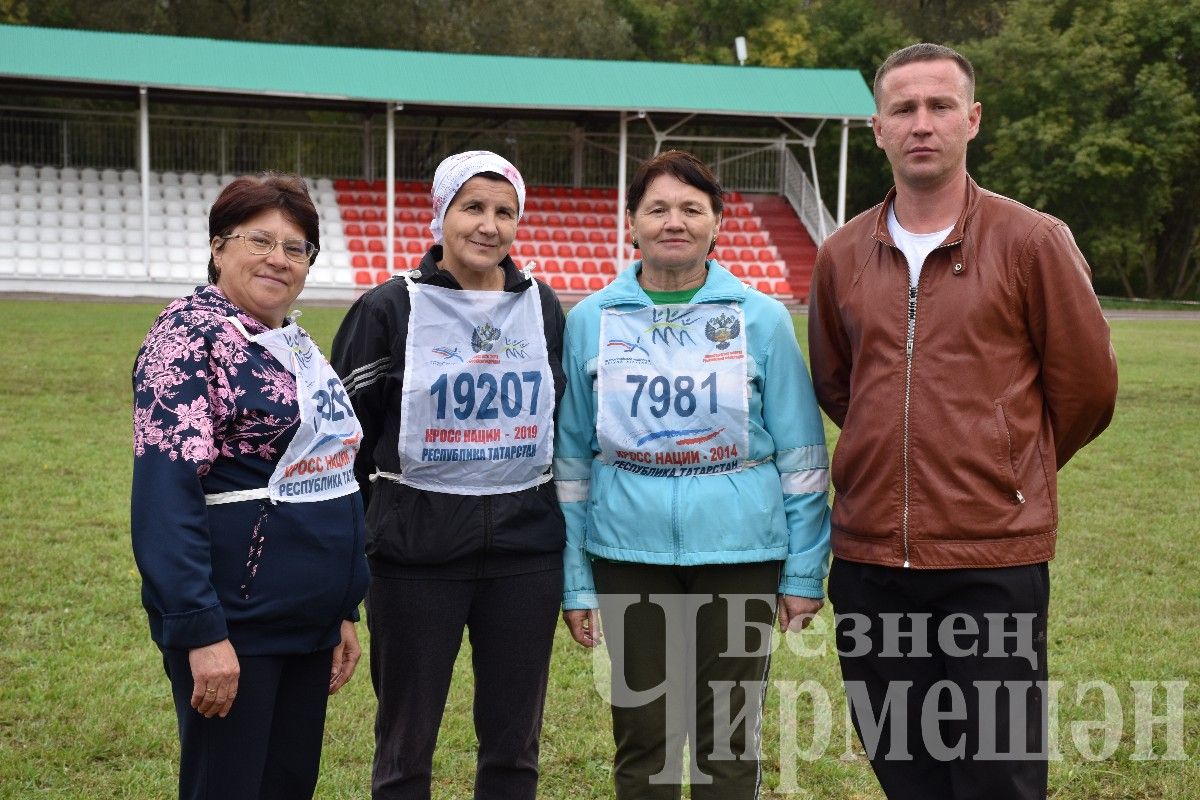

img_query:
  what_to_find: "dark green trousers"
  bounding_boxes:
[593,560,781,800]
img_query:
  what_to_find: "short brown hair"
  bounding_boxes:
[208,173,320,283]
[873,43,975,108]
[626,150,724,216]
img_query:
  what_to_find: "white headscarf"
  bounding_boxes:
[429,151,526,244]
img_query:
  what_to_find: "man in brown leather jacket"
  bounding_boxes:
[808,43,1118,800]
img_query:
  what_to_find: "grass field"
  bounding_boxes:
[1,297,1197,799]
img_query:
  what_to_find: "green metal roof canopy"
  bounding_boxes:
[0,24,874,120]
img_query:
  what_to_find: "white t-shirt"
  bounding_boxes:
[888,203,953,288]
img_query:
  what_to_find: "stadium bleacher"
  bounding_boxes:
[0,164,803,301]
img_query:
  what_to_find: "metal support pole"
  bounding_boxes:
[807,143,826,242]
[837,118,849,227]
[616,112,628,273]
[572,125,584,189]
[139,86,150,280]
[386,104,395,273]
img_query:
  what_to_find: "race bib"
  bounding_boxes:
[597,304,749,477]
[397,280,554,495]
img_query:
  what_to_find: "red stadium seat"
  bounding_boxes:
[371,254,387,268]
[354,269,372,285]
[534,228,550,242]
[600,260,616,274]
[515,242,537,258]
[756,280,773,294]
[342,208,361,222]
[728,263,747,278]
[351,255,369,269]
[549,275,567,290]
[562,260,580,274]
[564,215,581,227]
[581,260,599,274]
[334,179,353,191]
[570,229,586,243]
[394,255,408,269]
[587,276,605,291]
[350,179,369,191]
[726,191,742,203]
[375,270,391,284]
[362,209,382,223]
[336,192,355,206]
[766,264,783,279]
[738,248,756,263]
[365,223,383,238]
[743,217,761,231]
[569,276,586,291]
[402,224,421,238]
[540,259,559,273]
[552,229,568,243]
[724,218,742,232]
[368,239,385,253]
[757,248,774,262]
[349,239,366,252]
[344,223,363,237]
[398,209,416,222]
[575,244,592,259]
[417,209,434,223]
[747,264,765,278]
[556,244,572,258]
[588,230,605,244]
[750,234,768,248]
[773,280,792,297]
[406,240,424,254]
[546,214,563,226]
[538,244,555,258]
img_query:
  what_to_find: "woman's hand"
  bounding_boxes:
[777,595,824,633]
[563,608,602,648]
[329,620,362,695]
[189,639,240,718]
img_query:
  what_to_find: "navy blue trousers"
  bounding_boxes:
[163,647,331,800]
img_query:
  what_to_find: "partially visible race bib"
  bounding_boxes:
[396,279,555,495]
[224,316,363,504]
[597,303,749,477]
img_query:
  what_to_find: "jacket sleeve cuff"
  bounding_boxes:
[161,604,229,650]
[778,576,825,600]
[562,590,598,611]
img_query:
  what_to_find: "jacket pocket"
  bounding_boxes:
[992,399,1024,504]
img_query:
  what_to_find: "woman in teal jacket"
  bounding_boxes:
[557,150,831,800]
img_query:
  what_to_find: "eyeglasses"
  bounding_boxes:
[219,230,318,264]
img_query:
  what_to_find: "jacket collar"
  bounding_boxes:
[412,244,531,292]
[871,175,982,249]
[597,260,748,309]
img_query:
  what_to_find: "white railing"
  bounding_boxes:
[782,147,837,246]
[0,106,803,194]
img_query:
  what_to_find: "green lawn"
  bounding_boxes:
[0,298,1196,799]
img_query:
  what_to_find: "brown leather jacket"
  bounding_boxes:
[808,178,1117,569]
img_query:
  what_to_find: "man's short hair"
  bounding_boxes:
[873,43,976,108]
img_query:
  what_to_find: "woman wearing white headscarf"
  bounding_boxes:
[332,152,566,800]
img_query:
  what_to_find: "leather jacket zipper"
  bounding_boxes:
[901,283,918,568]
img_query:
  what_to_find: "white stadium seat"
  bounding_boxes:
[103,228,123,245]
[100,168,119,183]
[17,210,37,227]
[37,165,59,180]
[60,228,82,244]
[39,242,62,261]
[38,195,61,212]
[103,198,124,215]
[124,229,144,245]
[0,194,14,211]
[102,183,123,199]
[161,171,180,186]
[200,173,220,187]
[38,179,59,195]
[0,164,15,178]
[60,211,81,229]
[81,183,100,198]
[120,169,139,184]
[81,228,103,245]
[81,212,103,229]
[79,168,99,182]
[60,167,79,182]
[59,182,80,198]
[17,165,36,179]
[18,195,38,211]
[61,259,84,277]
[60,196,81,213]
[122,184,141,199]
[0,208,14,228]
[37,227,60,244]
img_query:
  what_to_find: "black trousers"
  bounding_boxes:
[828,557,1050,800]
[367,567,562,800]
[593,560,781,800]
[162,647,332,800]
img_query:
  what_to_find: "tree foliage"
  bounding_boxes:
[970,0,1200,298]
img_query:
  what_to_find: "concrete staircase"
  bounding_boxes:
[745,194,819,304]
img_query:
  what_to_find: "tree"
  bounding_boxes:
[970,0,1200,298]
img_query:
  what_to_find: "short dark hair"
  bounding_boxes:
[208,173,320,283]
[873,43,975,108]
[626,150,724,216]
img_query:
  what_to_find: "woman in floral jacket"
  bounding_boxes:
[131,173,368,800]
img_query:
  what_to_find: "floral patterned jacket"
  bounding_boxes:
[130,285,368,655]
